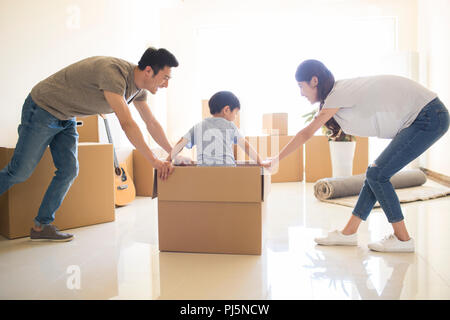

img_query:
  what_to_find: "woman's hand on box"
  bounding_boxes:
[261,157,279,173]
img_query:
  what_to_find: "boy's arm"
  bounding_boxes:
[167,138,189,162]
[237,137,262,165]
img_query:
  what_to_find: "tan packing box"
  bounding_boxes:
[235,136,303,183]
[202,99,240,128]
[153,165,271,255]
[76,115,100,142]
[0,143,115,239]
[262,113,288,136]
[305,136,369,182]
[132,149,154,196]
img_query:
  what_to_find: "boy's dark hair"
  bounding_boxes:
[138,47,179,75]
[208,91,241,115]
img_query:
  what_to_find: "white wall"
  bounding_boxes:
[160,0,419,144]
[418,0,450,175]
[2,0,447,174]
[0,0,161,156]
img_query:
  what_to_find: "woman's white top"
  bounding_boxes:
[322,75,437,139]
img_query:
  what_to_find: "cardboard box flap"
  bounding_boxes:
[261,171,271,202]
[152,170,158,199]
[154,165,265,203]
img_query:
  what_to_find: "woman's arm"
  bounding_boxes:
[267,108,339,167]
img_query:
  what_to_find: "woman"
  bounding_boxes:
[264,59,449,253]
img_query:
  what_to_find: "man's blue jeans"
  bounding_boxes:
[0,94,79,227]
[353,97,449,223]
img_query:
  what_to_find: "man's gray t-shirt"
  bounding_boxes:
[183,117,243,166]
[322,75,437,139]
[30,56,147,120]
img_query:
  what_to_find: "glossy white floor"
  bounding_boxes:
[0,181,449,300]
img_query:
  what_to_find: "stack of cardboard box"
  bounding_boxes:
[235,113,303,183]
[260,113,303,182]
[76,115,101,143]
[77,115,145,195]
[0,143,115,239]
[0,114,119,239]
[262,113,288,136]
[305,135,369,182]
[202,103,303,184]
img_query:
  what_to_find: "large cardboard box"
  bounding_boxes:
[153,165,271,255]
[0,143,115,239]
[305,136,369,182]
[262,113,288,136]
[133,149,154,196]
[235,136,303,183]
[76,115,100,142]
[202,99,240,128]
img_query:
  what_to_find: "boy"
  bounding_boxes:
[168,91,262,166]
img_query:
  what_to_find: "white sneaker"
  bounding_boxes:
[368,234,415,253]
[314,230,358,246]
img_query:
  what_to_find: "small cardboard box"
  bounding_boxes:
[76,115,100,142]
[153,164,271,255]
[262,113,288,136]
[235,136,303,183]
[202,99,240,128]
[305,136,369,182]
[0,143,115,239]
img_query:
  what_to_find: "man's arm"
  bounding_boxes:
[133,99,173,155]
[103,91,173,180]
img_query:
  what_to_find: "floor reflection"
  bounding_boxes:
[157,251,269,300]
[0,182,449,300]
[303,246,415,299]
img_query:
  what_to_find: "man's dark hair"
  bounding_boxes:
[138,47,179,75]
[208,91,241,115]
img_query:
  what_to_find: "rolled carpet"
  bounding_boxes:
[314,169,427,200]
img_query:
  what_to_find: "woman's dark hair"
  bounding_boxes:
[138,47,179,74]
[209,91,241,115]
[295,59,342,139]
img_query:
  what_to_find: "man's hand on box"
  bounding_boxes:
[153,159,174,180]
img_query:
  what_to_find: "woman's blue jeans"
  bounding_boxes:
[0,94,79,227]
[353,97,449,223]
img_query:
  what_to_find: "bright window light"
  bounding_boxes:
[195,15,399,138]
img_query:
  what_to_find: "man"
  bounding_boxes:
[0,47,178,242]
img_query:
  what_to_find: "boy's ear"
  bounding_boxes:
[223,105,231,113]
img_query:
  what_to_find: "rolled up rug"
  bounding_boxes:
[314,169,427,200]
